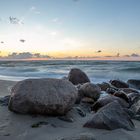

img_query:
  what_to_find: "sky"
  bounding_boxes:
[0,0,140,59]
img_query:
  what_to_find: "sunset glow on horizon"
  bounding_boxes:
[0,0,140,60]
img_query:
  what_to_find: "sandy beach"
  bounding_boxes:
[0,79,140,140]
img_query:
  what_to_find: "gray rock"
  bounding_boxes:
[68,68,90,85]
[119,88,139,94]
[91,95,129,112]
[114,91,129,103]
[81,97,95,104]
[127,79,140,90]
[130,100,140,115]
[97,82,111,91]
[58,132,95,140]
[110,80,129,88]
[8,78,78,115]
[128,93,140,105]
[84,101,135,131]
[106,88,117,94]
[79,83,101,101]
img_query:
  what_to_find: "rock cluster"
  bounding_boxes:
[4,68,140,132]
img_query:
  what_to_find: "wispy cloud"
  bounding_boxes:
[1,52,51,59]
[30,6,41,14]
[9,16,24,25]
[51,18,62,24]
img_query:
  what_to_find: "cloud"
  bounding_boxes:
[30,6,41,14]
[51,18,62,24]
[123,55,130,57]
[9,16,24,25]
[50,31,57,36]
[1,52,51,59]
[131,53,140,57]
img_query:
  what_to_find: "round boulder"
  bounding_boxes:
[68,68,90,85]
[110,80,129,88]
[114,91,129,103]
[8,78,78,116]
[127,79,140,90]
[79,83,101,101]
[97,82,111,91]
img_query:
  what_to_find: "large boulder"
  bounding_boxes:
[110,80,129,88]
[127,79,140,90]
[91,95,129,112]
[78,83,101,101]
[8,78,78,115]
[68,68,90,85]
[84,101,135,131]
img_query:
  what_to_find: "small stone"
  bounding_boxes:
[31,121,48,128]
[58,116,74,123]
[75,107,86,117]
[81,97,95,104]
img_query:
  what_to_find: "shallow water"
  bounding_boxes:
[0,60,140,83]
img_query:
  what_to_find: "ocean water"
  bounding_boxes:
[0,60,140,83]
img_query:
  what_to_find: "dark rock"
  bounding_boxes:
[110,80,129,88]
[123,108,136,118]
[81,97,95,104]
[58,132,95,140]
[114,91,129,103]
[127,79,140,90]
[84,101,135,131]
[0,95,10,106]
[3,133,10,136]
[58,116,74,123]
[91,95,129,112]
[128,93,140,105]
[97,82,111,91]
[75,106,86,117]
[78,83,101,101]
[106,88,117,94]
[8,78,78,116]
[31,121,48,128]
[119,88,139,94]
[68,68,90,85]
[129,100,140,115]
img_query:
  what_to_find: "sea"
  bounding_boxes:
[0,60,140,83]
